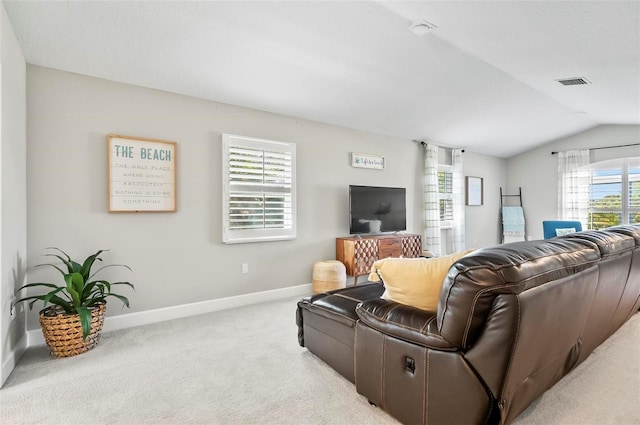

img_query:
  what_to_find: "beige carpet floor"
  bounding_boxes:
[1,297,638,425]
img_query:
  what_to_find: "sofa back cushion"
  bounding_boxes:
[607,225,640,322]
[437,238,600,350]
[558,229,636,362]
[438,229,637,424]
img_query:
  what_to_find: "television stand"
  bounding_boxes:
[336,234,422,285]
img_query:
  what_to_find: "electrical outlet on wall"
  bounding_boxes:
[241,263,249,274]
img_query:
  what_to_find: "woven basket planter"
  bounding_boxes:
[39,303,106,358]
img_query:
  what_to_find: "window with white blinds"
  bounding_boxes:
[222,134,296,244]
[438,167,454,227]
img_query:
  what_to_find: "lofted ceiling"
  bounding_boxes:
[4,0,639,158]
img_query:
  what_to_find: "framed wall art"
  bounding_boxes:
[107,134,177,212]
[466,176,483,206]
[351,152,385,170]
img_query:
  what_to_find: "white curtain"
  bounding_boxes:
[423,144,441,256]
[557,150,590,225]
[451,149,465,252]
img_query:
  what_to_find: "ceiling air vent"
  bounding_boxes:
[556,77,591,86]
[409,20,438,35]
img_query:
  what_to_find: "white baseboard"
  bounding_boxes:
[27,283,312,347]
[1,334,27,388]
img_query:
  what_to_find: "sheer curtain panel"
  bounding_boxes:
[451,149,466,252]
[423,144,441,257]
[557,150,590,226]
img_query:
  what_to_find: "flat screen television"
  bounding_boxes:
[349,185,406,234]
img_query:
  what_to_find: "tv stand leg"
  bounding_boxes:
[353,273,367,286]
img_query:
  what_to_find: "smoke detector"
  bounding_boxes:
[409,20,438,35]
[556,77,591,86]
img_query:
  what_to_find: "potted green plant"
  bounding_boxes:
[13,247,134,358]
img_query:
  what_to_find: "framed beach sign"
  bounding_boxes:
[107,134,177,212]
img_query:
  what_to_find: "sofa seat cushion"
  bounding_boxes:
[368,250,474,312]
[299,283,385,327]
[297,283,384,383]
[297,283,385,349]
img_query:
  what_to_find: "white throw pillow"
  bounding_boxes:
[555,227,576,236]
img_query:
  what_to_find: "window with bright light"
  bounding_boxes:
[587,157,639,229]
[222,134,296,244]
[438,168,453,225]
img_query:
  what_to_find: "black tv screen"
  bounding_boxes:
[349,185,406,234]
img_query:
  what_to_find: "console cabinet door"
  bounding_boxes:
[402,235,422,258]
[353,238,379,276]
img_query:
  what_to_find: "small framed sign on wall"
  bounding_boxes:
[351,152,385,170]
[466,176,483,206]
[107,134,177,212]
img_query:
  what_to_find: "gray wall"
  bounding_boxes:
[1,3,27,386]
[506,124,640,240]
[19,66,638,341]
[26,66,429,328]
[463,151,507,248]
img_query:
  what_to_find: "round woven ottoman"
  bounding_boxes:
[312,260,347,294]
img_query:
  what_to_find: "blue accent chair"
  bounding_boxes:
[542,220,583,239]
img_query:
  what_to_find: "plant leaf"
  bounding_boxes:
[110,281,135,291]
[86,296,106,306]
[46,295,74,313]
[71,272,85,297]
[43,287,71,310]
[35,263,67,277]
[90,279,111,293]
[64,274,81,308]
[104,293,130,308]
[14,282,61,292]
[43,247,74,273]
[69,260,83,274]
[80,250,106,280]
[28,298,41,310]
[88,263,131,281]
[12,295,47,310]
[45,247,71,261]
[81,280,97,302]
[67,288,80,307]
[87,286,105,300]
[76,306,92,340]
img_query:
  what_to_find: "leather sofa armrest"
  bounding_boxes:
[356,299,457,351]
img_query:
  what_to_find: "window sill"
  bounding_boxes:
[223,235,296,244]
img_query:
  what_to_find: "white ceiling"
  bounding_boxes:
[4,1,639,158]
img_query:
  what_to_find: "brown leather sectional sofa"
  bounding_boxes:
[296,224,640,425]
